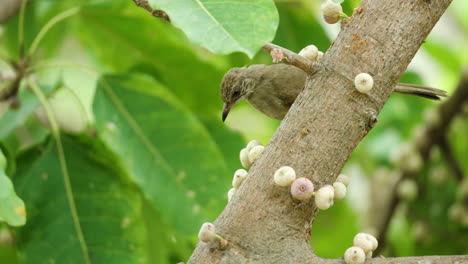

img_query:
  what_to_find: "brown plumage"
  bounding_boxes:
[220,64,447,121]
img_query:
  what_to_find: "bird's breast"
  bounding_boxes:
[246,91,291,120]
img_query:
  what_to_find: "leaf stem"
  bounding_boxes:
[339,12,349,18]
[18,0,27,57]
[28,7,80,57]
[27,78,91,264]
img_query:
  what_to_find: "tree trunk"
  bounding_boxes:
[188,0,458,263]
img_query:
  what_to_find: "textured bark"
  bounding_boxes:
[262,43,319,74]
[188,0,455,263]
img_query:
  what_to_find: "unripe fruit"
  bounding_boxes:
[240,148,252,169]
[298,45,318,61]
[423,108,440,126]
[323,14,341,24]
[321,0,342,24]
[405,152,423,172]
[353,233,376,253]
[397,179,418,201]
[248,145,265,164]
[198,222,216,242]
[290,177,314,200]
[391,143,422,172]
[232,169,248,188]
[227,188,236,202]
[315,185,334,210]
[274,166,296,187]
[368,234,378,251]
[336,174,349,186]
[333,182,347,200]
[246,140,262,152]
[316,51,324,61]
[354,73,374,94]
[344,246,366,264]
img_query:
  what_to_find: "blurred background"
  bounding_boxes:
[0,0,467,263]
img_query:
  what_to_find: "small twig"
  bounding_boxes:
[438,136,464,182]
[132,0,170,22]
[18,0,28,57]
[261,43,320,74]
[28,7,80,57]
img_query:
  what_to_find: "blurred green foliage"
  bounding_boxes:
[148,0,279,58]
[0,0,467,263]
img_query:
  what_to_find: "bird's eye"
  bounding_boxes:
[233,91,240,98]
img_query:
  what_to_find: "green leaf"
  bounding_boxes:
[274,2,331,53]
[93,74,234,233]
[0,150,26,227]
[148,0,279,58]
[199,117,246,173]
[77,4,227,115]
[14,136,147,263]
[143,200,194,264]
[0,80,56,140]
[0,0,78,60]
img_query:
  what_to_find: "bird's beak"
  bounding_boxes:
[222,102,232,122]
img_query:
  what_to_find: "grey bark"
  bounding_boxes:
[188,0,458,263]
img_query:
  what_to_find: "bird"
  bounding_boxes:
[220,64,447,121]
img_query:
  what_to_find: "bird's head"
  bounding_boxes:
[220,67,255,122]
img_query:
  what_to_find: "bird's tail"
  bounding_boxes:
[394,83,448,100]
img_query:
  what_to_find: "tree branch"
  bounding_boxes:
[131,0,170,22]
[439,136,464,182]
[131,0,464,262]
[188,0,455,263]
[261,43,320,74]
